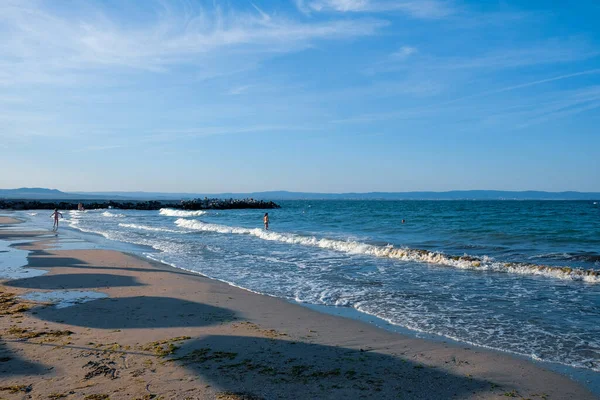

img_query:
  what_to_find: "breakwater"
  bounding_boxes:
[0,198,280,211]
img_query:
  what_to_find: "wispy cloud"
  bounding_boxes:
[438,68,600,107]
[458,85,600,131]
[516,101,600,129]
[369,39,598,76]
[332,70,600,125]
[295,0,454,19]
[324,79,444,102]
[502,86,600,129]
[0,95,27,104]
[0,1,387,86]
[142,124,318,143]
[442,40,598,70]
[390,46,418,59]
[227,85,255,95]
[74,145,126,153]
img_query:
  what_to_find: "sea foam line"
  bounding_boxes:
[102,211,125,218]
[159,208,206,217]
[119,223,182,233]
[175,218,600,283]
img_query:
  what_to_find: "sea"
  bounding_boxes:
[7,200,600,388]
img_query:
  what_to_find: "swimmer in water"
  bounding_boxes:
[263,213,269,230]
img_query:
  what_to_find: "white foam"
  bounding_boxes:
[63,222,185,255]
[175,218,600,283]
[159,208,206,217]
[102,211,125,218]
[118,223,182,233]
[356,301,600,372]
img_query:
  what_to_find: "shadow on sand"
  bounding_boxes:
[5,273,144,290]
[170,335,495,400]
[0,232,49,240]
[0,340,46,378]
[30,296,236,329]
[21,250,199,278]
[1,238,505,398]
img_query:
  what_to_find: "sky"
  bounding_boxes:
[1,0,599,193]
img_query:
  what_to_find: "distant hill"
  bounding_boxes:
[1,188,599,201]
[76,190,600,200]
[70,191,194,200]
[0,188,69,199]
[0,188,128,200]
[221,190,600,200]
[258,190,600,201]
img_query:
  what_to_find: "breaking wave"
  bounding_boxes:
[175,218,600,283]
[159,208,207,217]
[102,211,125,218]
[119,223,182,233]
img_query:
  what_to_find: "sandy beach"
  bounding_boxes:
[0,216,596,400]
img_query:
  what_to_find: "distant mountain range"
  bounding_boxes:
[0,188,132,200]
[1,188,599,201]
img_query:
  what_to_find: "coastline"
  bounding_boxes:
[0,216,596,399]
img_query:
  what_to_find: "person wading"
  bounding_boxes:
[51,208,63,231]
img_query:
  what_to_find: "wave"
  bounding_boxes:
[102,211,125,218]
[175,218,600,283]
[118,223,182,233]
[62,220,187,254]
[531,252,600,263]
[159,208,206,217]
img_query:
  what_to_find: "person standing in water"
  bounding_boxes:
[51,208,63,231]
[263,213,269,230]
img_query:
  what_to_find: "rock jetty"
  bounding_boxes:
[0,198,280,211]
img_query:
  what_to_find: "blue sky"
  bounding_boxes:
[1,0,599,193]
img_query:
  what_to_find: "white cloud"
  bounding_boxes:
[447,68,600,105]
[0,1,387,86]
[228,85,254,95]
[440,39,598,70]
[141,124,317,143]
[368,39,598,76]
[296,0,454,19]
[305,0,371,12]
[506,86,600,128]
[391,46,417,59]
[516,101,600,128]
[331,72,600,126]
[74,145,125,153]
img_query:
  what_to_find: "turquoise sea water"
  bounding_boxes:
[14,200,600,376]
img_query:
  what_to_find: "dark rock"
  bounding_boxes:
[0,198,281,211]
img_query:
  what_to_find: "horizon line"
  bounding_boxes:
[3,188,600,195]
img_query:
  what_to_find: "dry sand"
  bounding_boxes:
[0,217,596,399]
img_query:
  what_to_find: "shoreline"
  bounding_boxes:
[118,223,600,393]
[0,216,597,399]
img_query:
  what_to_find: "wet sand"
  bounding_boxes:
[0,217,596,399]
[0,217,22,225]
